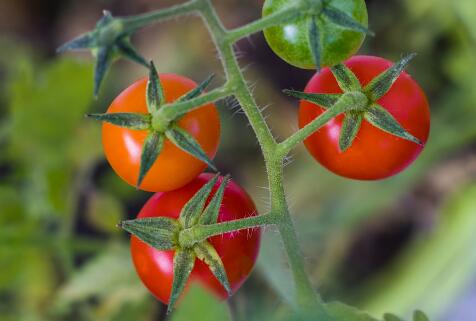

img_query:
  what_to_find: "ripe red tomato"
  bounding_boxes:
[299,55,431,180]
[130,173,261,303]
[103,74,220,192]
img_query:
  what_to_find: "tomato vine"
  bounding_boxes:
[58,0,430,320]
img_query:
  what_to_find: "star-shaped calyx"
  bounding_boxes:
[284,53,423,152]
[57,10,149,96]
[87,61,217,189]
[118,174,232,313]
[305,0,375,71]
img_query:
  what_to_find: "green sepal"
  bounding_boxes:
[332,91,369,114]
[283,89,340,109]
[94,46,114,97]
[413,311,429,321]
[57,33,95,53]
[179,174,220,229]
[168,249,196,314]
[322,6,374,36]
[364,53,417,101]
[365,103,422,145]
[147,61,165,113]
[119,217,179,250]
[86,112,151,130]
[383,313,404,321]
[179,74,215,102]
[137,131,165,188]
[339,113,363,152]
[199,175,229,225]
[166,125,217,171]
[116,37,149,68]
[57,10,149,97]
[308,15,321,72]
[194,241,231,295]
[330,64,361,92]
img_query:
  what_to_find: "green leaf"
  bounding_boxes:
[413,311,429,321]
[322,6,374,35]
[146,61,165,113]
[283,89,340,109]
[384,313,404,321]
[137,131,164,188]
[166,125,217,171]
[57,33,95,53]
[168,249,196,313]
[179,174,220,229]
[308,16,321,71]
[120,217,179,250]
[116,38,149,68]
[364,53,417,101]
[325,302,378,321]
[179,74,215,102]
[330,64,362,92]
[194,241,231,295]
[86,112,151,130]
[94,46,114,97]
[339,113,363,152]
[365,104,422,145]
[170,285,229,321]
[199,175,229,225]
[87,192,125,234]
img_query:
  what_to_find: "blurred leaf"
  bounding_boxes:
[170,285,230,321]
[361,184,476,319]
[56,243,146,307]
[326,302,378,321]
[88,192,125,234]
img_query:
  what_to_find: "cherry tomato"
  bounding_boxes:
[103,74,220,192]
[299,55,431,180]
[130,173,261,303]
[262,0,368,69]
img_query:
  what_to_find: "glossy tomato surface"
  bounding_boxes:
[263,0,368,69]
[299,55,431,180]
[103,74,220,192]
[130,173,261,304]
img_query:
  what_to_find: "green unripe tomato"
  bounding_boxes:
[262,0,369,69]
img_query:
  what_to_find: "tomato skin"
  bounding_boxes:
[299,55,431,180]
[262,0,368,69]
[130,173,261,304]
[103,74,220,192]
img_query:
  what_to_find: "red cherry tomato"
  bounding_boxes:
[130,173,261,303]
[103,74,220,192]
[299,55,431,180]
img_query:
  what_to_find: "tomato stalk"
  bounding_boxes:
[58,0,415,318]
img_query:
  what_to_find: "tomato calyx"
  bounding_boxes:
[87,62,217,188]
[299,0,374,71]
[285,53,423,152]
[119,174,232,312]
[57,10,149,96]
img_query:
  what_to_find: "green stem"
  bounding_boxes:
[227,4,303,43]
[159,85,233,121]
[278,92,367,157]
[120,0,201,32]
[180,212,278,247]
[196,0,326,316]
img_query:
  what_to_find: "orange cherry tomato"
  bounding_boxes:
[103,74,220,192]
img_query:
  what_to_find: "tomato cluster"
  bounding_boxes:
[62,0,431,311]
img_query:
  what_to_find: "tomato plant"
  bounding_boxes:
[298,55,431,180]
[103,74,220,192]
[130,173,261,303]
[262,0,369,69]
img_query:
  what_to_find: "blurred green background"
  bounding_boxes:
[1,0,476,320]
